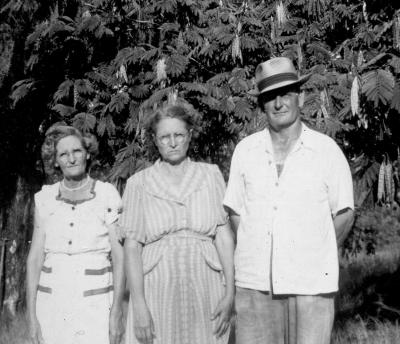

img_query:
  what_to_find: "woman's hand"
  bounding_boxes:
[27,314,44,344]
[109,305,124,344]
[133,299,155,344]
[211,293,234,338]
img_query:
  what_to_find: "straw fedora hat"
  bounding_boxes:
[254,57,311,95]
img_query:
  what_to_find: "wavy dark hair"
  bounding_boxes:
[41,125,99,177]
[145,103,201,137]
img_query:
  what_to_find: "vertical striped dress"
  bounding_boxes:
[120,159,230,344]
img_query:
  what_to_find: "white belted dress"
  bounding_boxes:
[34,180,121,344]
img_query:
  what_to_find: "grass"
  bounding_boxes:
[337,246,400,318]
[332,318,400,344]
[0,312,29,344]
[1,207,399,343]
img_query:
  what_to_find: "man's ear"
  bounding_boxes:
[298,91,305,108]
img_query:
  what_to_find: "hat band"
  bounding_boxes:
[257,73,299,92]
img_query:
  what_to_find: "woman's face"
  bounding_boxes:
[154,117,191,165]
[55,135,89,180]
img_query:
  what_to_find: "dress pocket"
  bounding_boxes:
[142,242,165,275]
[198,241,223,272]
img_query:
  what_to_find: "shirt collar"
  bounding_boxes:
[263,122,316,153]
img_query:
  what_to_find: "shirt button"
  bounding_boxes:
[70,222,74,227]
[268,160,272,165]
[273,206,278,211]
[107,208,112,213]
[72,206,75,210]
[68,240,72,245]
[275,182,279,187]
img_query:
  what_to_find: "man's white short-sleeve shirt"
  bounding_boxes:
[224,124,354,294]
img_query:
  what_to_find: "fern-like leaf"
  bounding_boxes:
[10,79,35,106]
[72,112,96,132]
[52,104,75,117]
[391,82,400,113]
[108,92,130,114]
[361,69,395,107]
[54,80,74,102]
[180,82,208,94]
[234,98,252,120]
[166,54,188,77]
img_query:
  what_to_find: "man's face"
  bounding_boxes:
[260,85,301,132]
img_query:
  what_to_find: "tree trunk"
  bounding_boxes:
[1,176,36,316]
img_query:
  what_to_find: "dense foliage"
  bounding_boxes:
[1,0,400,202]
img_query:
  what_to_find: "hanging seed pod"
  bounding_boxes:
[385,161,394,203]
[237,21,242,34]
[73,83,78,108]
[297,43,303,69]
[362,1,368,24]
[177,31,184,50]
[156,58,167,83]
[271,16,276,42]
[167,89,178,105]
[394,13,400,50]
[377,161,385,202]
[120,64,128,83]
[276,1,287,28]
[398,147,400,170]
[320,89,329,117]
[357,50,364,68]
[231,34,242,63]
[351,76,360,116]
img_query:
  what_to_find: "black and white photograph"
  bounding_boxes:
[0,1,400,343]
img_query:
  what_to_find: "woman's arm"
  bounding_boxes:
[108,223,125,344]
[212,222,235,338]
[124,238,154,344]
[26,208,46,344]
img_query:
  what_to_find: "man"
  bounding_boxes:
[223,57,354,344]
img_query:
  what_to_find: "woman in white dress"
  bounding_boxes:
[26,125,124,344]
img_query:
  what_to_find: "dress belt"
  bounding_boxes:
[147,229,213,245]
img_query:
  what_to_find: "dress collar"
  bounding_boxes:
[143,158,206,203]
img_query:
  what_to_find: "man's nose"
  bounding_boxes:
[274,95,283,108]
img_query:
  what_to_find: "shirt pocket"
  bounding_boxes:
[243,169,271,202]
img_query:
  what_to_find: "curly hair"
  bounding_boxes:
[41,125,99,177]
[145,103,201,137]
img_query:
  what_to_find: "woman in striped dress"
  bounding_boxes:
[120,104,235,344]
[26,125,124,344]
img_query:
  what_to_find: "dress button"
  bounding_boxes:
[70,222,74,227]
[68,240,72,245]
